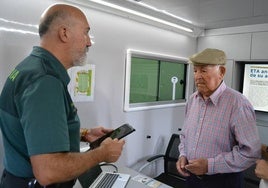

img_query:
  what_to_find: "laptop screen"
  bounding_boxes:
[78,165,102,188]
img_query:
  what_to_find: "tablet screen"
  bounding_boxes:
[89,123,135,149]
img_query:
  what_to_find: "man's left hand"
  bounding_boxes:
[82,127,113,142]
[185,158,208,175]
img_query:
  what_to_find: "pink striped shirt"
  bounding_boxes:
[179,81,261,174]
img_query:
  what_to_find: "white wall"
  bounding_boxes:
[0,0,197,174]
[78,5,196,167]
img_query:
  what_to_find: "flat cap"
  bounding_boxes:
[189,48,226,65]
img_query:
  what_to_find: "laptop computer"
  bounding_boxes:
[78,165,130,188]
[89,171,130,188]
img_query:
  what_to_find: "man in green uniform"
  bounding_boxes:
[0,4,125,188]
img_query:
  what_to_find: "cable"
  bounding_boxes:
[99,163,118,173]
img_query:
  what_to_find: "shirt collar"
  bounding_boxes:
[195,81,226,105]
[31,46,70,86]
[209,81,226,105]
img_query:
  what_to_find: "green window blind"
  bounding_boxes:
[130,57,187,104]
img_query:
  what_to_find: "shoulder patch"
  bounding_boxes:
[8,69,20,82]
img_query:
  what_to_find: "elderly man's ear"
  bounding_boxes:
[219,66,226,78]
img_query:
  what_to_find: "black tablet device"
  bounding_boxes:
[89,123,135,149]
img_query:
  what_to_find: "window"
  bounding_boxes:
[124,49,189,111]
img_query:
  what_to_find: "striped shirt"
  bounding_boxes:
[179,81,261,174]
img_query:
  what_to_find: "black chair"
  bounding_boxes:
[139,133,186,188]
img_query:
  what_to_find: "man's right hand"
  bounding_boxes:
[255,159,268,180]
[176,156,190,177]
[98,137,125,163]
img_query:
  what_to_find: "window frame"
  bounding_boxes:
[124,49,190,112]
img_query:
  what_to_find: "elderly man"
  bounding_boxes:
[176,48,261,188]
[0,4,125,188]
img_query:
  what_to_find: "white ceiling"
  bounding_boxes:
[2,0,268,37]
[102,0,268,30]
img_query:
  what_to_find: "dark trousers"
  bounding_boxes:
[0,169,76,188]
[186,172,244,188]
[0,169,32,188]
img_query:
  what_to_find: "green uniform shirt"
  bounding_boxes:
[0,46,80,177]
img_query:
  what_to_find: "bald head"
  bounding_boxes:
[39,4,87,38]
[38,4,91,69]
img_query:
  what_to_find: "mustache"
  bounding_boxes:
[85,46,89,53]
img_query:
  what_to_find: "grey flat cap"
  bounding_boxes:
[189,48,226,65]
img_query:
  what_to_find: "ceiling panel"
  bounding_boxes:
[199,0,253,27]
[254,0,268,16]
[118,0,268,29]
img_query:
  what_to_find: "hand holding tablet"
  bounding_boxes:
[89,123,135,149]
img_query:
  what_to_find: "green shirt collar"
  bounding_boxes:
[31,46,70,86]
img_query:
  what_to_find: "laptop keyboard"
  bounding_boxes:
[95,173,119,188]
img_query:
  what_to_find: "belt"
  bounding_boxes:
[191,171,243,180]
[187,172,244,188]
[193,173,226,180]
[1,169,76,188]
[28,179,76,188]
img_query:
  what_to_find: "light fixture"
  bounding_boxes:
[0,18,38,35]
[0,27,38,35]
[0,17,95,44]
[0,18,38,29]
[87,0,193,33]
[127,0,192,24]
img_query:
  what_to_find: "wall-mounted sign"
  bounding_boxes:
[68,64,95,102]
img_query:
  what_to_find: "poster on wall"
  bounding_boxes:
[68,64,95,102]
[242,64,268,112]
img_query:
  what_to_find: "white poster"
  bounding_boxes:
[67,64,95,102]
[243,64,268,112]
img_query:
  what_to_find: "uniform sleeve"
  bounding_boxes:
[16,75,70,156]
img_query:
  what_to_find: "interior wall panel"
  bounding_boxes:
[0,0,196,173]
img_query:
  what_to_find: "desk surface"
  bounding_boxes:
[74,164,172,188]
[118,165,172,188]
